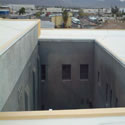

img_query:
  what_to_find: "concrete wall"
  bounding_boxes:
[39,39,125,110]
[2,46,40,111]
[39,40,94,110]
[0,24,38,111]
[2,35,125,111]
[93,42,125,108]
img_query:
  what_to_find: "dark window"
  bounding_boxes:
[115,98,118,107]
[98,72,100,82]
[41,65,46,80]
[25,92,28,111]
[106,84,108,102]
[86,98,93,108]
[62,64,71,80]
[110,90,112,107]
[42,105,45,110]
[80,64,88,79]
[32,71,36,110]
[81,99,84,105]
[37,58,40,106]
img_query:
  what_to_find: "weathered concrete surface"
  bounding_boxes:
[0,25,38,111]
[39,40,94,110]
[2,46,40,111]
[93,42,125,108]
[39,38,125,110]
[1,28,125,111]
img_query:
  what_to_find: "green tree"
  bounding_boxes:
[19,7,25,15]
[35,12,41,18]
[62,10,68,28]
[111,6,119,17]
[79,9,84,18]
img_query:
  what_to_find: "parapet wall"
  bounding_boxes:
[93,41,125,108]
[0,23,38,111]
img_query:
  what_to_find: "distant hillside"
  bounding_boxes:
[1,0,125,8]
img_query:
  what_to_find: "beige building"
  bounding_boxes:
[51,15,72,28]
[46,8,63,13]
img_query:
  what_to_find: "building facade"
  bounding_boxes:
[0,20,125,112]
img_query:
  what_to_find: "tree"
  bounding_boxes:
[79,9,84,18]
[111,6,119,17]
[35,12,41,18]
[62,10,68,28]
[19,7,25,15]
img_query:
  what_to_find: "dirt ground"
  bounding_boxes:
[96,21,125,29]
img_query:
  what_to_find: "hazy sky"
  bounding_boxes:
[1,0,125,7]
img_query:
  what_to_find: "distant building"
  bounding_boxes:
[70,9,79,13]
[82,8,111,15]
[119,8,125,13]
[7,4,35,13]
[51,14,72,28]
[99,17,115,22]
[102,8,111,14]
[41,21,55,28]
[46,8,62,13]
[0,10,10,17]
[83,8,99,14]
[9,13,33,19]
[0,5,10,10]
[0,6,10,17]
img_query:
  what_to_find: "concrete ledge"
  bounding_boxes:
[0,108,125,120]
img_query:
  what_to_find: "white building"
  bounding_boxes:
[102,8,111,14]
[8,4,35,12]
[119,8,125,13]
[70,9,79,13]
[83,8,99,14]
[46,8,62,13]
[82,8,111,14]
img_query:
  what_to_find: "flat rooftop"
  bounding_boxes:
[0,20,125,66]
[0,19,39,55]
[1,20,125,124]
[39,29,125,66]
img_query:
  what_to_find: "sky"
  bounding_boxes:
[1,0,125,8]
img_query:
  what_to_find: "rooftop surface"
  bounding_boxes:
[1,116,125,125]
[39,29,125,66]
[0,19,39,55]
[0,20,125,66]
